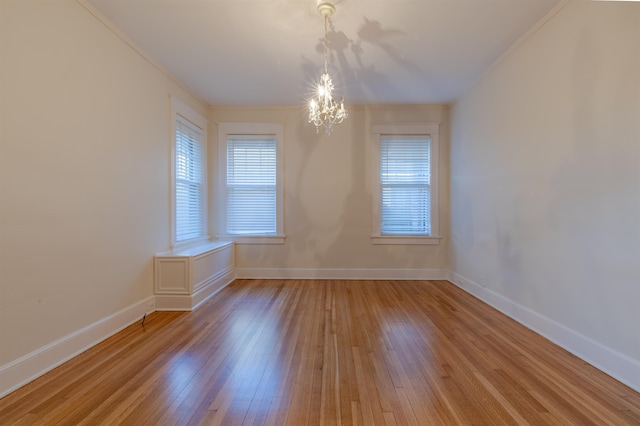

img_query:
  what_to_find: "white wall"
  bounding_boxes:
[211,105,450,278]
[450,0,640,389]
[0,0,206,393]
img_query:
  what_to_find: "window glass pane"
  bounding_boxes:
[380,136,431,235]
[175,117,204,242]
[226,137,277,235]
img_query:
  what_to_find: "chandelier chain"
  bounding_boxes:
[323,15,329,74]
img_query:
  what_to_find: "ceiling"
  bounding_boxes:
[85,0,564,107]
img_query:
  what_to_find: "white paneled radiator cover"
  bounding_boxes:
[155,241,235,311]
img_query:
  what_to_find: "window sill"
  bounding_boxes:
[221,235,286,245]
[371,235,441,245]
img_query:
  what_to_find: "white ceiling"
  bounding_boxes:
[85,0,564,107]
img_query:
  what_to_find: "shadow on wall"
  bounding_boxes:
[242,108,438,271]
[244,109,359,270]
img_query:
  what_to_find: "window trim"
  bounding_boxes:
[371,123,441,245]
[217,122,285,244]
[170,97,209,250]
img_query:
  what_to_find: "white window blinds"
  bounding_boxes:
[226,136,277,235]
[175,116,205,242]
[380,136,431,235]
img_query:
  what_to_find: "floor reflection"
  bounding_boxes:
[224,306,283,417]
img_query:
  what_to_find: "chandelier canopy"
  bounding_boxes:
[308,2,348,135]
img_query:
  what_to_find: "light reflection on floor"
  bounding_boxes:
[162,310,283,420]
[222,307,282,414]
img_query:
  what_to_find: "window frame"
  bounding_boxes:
[371,123,441,245]
[217,122,285,244]
[170,97,209,250]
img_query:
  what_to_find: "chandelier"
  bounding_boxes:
[308,2,348,135]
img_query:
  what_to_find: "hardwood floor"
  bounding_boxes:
[1,279,638,425]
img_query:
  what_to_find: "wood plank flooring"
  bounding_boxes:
[1,279,638,425]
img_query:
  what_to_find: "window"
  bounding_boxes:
[227,136,276,235]
[171,98,208,248]
[218,123,284,244]
[372,124,440,245]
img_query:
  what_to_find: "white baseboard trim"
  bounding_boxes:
[0,296,155,399]
[235,267,448,280]
[447,270,640,392]
[155,266,235,311]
